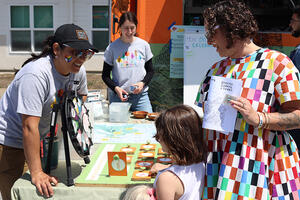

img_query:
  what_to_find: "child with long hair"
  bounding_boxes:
[123,104,207,200]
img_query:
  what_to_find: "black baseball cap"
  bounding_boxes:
[54,24,99,53]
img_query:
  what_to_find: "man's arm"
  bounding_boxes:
[22,114,58,198]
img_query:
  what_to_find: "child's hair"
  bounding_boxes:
[154,104,207,165]
[123,185,155,200]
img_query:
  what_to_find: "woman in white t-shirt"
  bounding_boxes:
[102,11,154,113]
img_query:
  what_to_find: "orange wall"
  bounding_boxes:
[254,32,300,47]
[137,0,183,44]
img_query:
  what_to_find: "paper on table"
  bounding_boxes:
[202,76,242,134]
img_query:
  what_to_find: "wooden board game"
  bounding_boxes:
[75,143,170,187]
[140,144,156,151]
[120,146,136,154]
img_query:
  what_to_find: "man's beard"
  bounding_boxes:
[292,29,300,37]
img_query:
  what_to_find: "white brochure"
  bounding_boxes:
[202,76,242,134]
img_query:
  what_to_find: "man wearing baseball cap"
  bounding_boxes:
[0,24,98,200]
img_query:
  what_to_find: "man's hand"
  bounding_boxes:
[22,114,58,197]
[31,171,58,197]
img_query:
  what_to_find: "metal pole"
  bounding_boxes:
[45,104,59,174]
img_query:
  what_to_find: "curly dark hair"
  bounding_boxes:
[154,105,207,165]
[203,0,258,48]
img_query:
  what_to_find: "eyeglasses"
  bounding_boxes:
[121,26,136,31]
[205,25,220,41]
[63,44,94,62]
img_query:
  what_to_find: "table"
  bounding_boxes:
[11,118,156,200]
[11,160,129,200]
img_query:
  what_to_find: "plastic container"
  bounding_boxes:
[87,89,102,102]
[101,100,109,121]
[109,102,131,122]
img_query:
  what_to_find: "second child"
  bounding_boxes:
[123,105,207,200]
[152,104,207,200]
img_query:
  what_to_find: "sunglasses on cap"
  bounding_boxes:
[62,44,95,62]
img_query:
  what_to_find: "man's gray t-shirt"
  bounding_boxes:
[104,37,153,92]
[0,56,88,148]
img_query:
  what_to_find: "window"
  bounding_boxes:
[184,0,300,32]
[92,6,110,52]
[10,5,54,52]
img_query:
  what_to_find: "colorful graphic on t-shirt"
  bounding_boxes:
[116,50,143,68]
[51,89,64,108]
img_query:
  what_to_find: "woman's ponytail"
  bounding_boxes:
[21,35,57,67]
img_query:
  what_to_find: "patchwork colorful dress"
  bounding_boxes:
[195,48,300,199]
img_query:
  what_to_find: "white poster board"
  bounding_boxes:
[183,31,222,117]
[170,26,204,78]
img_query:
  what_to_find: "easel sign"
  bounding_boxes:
[170,25,205,78]
[107,152,127,176]
[183,31,222,118]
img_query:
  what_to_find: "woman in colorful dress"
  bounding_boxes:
[102,11,154,113]
[195,1,300,199]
